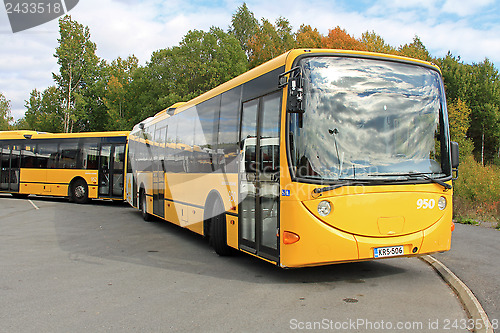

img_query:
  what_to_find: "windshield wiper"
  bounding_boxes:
[368,172,452,190]
[312,180,368,195]
[410,173,452,190]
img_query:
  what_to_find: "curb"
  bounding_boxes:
[420,255,494,333]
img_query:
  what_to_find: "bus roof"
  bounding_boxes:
[0,130,130,141]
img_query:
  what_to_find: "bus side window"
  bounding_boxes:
[37,143,58,169]
[22,144,36,168]
[218,87,241,173]
[82,141,99,170]
[58,141,79,169]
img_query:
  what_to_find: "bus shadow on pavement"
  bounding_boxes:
[50,202,407,285]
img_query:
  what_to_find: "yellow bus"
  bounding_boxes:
[126,49,459,267]
[0,130,128,203]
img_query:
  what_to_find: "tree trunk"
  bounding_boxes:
[481,128,485,166]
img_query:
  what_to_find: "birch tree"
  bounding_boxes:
[53,15,98,133]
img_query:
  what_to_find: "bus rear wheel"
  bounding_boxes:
[209,199,233,256]
[71,179,90,204]
[140,191,153,221]
[11,193,29,199]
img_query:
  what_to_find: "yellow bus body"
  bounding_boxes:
[128,49,455,267]
[0,130,129,202]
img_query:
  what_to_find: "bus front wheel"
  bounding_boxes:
[209,199,233,256]
[71,179,90,204]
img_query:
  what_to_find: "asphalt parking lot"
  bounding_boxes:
[0,194,468,332]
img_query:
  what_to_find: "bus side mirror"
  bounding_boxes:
[279,66,304,114]
[451,141,459,180]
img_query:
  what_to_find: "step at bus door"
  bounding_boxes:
[239,92,281,261]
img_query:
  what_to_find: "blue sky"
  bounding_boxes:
[1,0,500,120]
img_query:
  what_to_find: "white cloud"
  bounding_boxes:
[442,0,495,16]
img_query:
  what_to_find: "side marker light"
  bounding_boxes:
[283,231,300,244]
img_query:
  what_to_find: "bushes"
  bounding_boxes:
[453,154,500,223]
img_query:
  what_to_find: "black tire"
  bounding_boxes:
[209,199,233,256]
[71,179,90,204]
[11,193,29,199]
[140,191,153,221]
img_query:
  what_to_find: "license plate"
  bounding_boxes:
[374,245,404,258]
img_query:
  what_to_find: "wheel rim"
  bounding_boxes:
[74,185,85,198]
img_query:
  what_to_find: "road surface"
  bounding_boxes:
[0,194,468,332]
[434,222,500,327]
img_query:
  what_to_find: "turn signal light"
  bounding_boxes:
[451,222,455,232]
[283,231,300,244]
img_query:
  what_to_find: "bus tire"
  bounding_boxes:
[71,179,90,204]
[210,199,233,256]
[11,193,29,199]
[140,190,153,222]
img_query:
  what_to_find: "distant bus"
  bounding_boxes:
[126,49,459,268]
[0,130,128,203]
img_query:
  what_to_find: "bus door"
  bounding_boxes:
[152,126,165,218]
[98,143,125,199]
[239,92,281,260]
[0,144,20,192]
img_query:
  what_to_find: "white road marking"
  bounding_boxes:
[28,199,39,210]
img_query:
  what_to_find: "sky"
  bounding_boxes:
[1,0,500,121]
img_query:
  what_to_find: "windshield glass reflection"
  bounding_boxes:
[289,57,449,182]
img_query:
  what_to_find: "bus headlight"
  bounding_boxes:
[318,200,332,216]
[438,196,447,210]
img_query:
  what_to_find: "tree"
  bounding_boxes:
[53,15,99,132]
[174,27,247,98]
[126,27,247,121]
[247,17,295,68]
[321,26,366,51]
[23,87,64,132]
[295,24,322,48]
[447,98,474,156]
[103,55,139,130]
[229,2,259,61]
[436,53,472,104]
[0,92,13,130]
[398,36,432,62]
[467,59,500,164]
[361,31,396,54]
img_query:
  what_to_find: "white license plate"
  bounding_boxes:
[374,245,404,258]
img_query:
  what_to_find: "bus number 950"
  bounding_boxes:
[417,198,435,209]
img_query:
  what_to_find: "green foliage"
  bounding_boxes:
[295,25,323,48]
[229,2,259,61]
[455,216,479,225]
[447,98,474,156]
[247,17,296,68]
[53,15,99,133]
[11,4,500,187]
[361,31,396,54]
[453,155,500,222]
[23,87,64,132]
[102,56,139,130]
[0,92,13,130]
[397,36,432,62]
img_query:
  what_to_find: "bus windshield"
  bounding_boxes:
[289,56,450,182]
